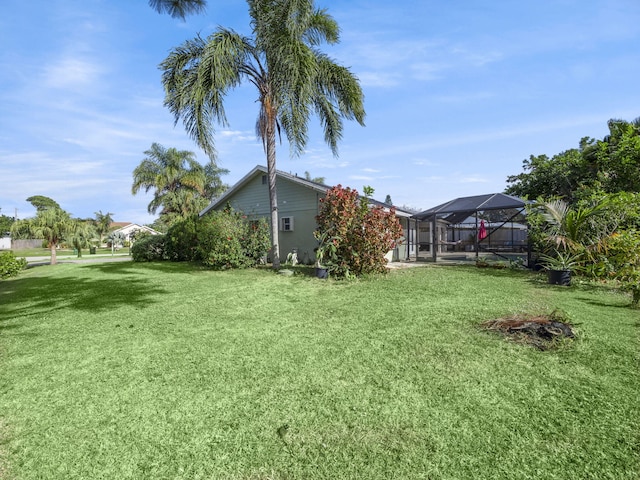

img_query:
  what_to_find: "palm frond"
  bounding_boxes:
[149,0,206,19]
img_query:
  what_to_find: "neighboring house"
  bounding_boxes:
[109,223,161,243]
[200,165,417,264]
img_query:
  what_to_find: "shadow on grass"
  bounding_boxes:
[0,262,178,324]
[81,260,199,275]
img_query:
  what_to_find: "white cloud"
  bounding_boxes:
[349,175,374,181]
[220,129,255,142]
[357,71,401,88]
[459,176,489,184]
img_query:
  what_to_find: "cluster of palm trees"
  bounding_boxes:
[153,0,365,268]
[12,1,365,269]
[10,208,116,265]
[131,143,228,229]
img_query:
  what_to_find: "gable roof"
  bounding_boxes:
[109,221,131,229]
[200,165,414,217]
[413,193,528,224]
[111,223,161,236]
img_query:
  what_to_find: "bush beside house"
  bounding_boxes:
[315,185,404,278]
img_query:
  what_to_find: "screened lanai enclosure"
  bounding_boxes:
[411,193,529,264]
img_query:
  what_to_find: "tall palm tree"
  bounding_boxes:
[132,143,219,225]
[161,0,365,268]
[148,0,207,18]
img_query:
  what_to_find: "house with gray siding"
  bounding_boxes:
[200,165,417,265]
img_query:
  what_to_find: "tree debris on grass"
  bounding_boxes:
[481,310,576,350]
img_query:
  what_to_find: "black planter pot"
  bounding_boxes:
[548,269,571,286]
[315,267,328,279]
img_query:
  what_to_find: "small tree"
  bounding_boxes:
[107,232,126,251]
[11,207,72,265]
[94,210,114,245]
[26,195,61,212]
[315,185,403,278]
[0,213,14,234]
[69,220,97,258]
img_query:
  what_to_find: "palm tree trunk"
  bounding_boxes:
[50,243,57,265]
[266,120,280,269]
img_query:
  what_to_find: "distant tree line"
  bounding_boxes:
[505,118,640,204]
[506,117,640,306]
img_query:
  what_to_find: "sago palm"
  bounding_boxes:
[160,0,365,268]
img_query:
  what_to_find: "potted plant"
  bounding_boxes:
[313,231,339,279]
[537,250,581,286]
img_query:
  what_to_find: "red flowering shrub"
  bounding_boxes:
[315,185,404,278]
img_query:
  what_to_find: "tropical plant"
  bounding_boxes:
[160,0,365,268]
[10,207,73,265]
[528,197,613,263]
[537,250,582,272]
[536,198,608,251]
[107,231,126,250]
[69,220,98,258]
[313,230,340,268]
[93,210,114,245]
[132,143,227,226]
[304,171,325,184]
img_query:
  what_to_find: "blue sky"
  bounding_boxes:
[1,0,639,224]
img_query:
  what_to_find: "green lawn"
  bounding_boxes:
[0,263,638,479]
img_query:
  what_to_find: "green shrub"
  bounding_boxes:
[131,235,166,262]
[243,217,270,265]
[0,251,28,279]
[592,230,640,307]
[197,209,270,270]
[165,215,200,262]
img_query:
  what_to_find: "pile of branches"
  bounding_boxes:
[481,311,576,350]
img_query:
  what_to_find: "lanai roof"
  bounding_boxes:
[413,193,527,224]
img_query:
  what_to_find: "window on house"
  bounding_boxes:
[262,175,267,185]
[280,216,294,231]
